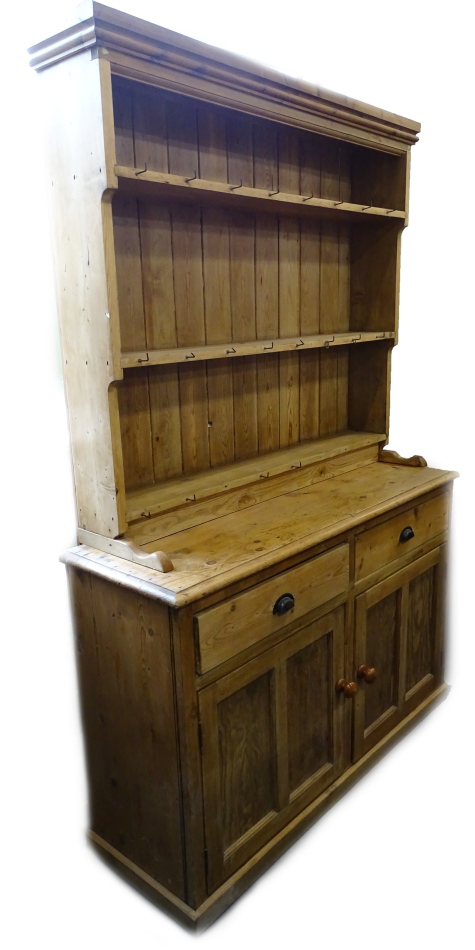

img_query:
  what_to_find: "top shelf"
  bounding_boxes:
[114,166,407,223]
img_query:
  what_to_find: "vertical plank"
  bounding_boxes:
[299,348,320,441]
[337,225,350,430]
[226,113,253,186]
[171,205,205,346]
[279,352,300,447]
[300,219,321,335]
[255,214,279,340]
[350,221,401,333]
[112,78,134,166]
[348,340,391,433]
[320,139,341,200]
[279,217,300,336]
[149,365,183,482]
[253,122,279,191]
[207,358,235,467]
[338,143,352,202]
[319,349,339,435]
[172,608,208,908]
[178,362,210,473]
[197,107,228,182]
[338,225,351,331]
[166,96,198,177]
[139,202,177,349]
[299,130,321,197]
[117,369,153,489]
[113,196,146,352]
[230,212,256,342]
[75,574,185,897]
[257,352,280,454]
[133,88,168,172]
[279,216,300,445]
[274,662,289,811]
[233,356,258,460]
[336,347,349,431]
[320,222,340,333]
[319,219,340,435]
[202,207,232,344]
[278,128,300,194]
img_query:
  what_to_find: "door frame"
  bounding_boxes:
[199,606,346,891]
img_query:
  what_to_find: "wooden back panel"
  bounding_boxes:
[112,196,351,350]
[117,348,353,490]
[112,76,407,211]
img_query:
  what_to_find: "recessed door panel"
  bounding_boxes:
[199,605,346,891]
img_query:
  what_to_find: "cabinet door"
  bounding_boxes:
[199,607,346,891]
[354,546,445,759]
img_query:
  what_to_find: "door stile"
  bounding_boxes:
[274,661,290,812]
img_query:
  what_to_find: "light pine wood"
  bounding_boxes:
[32,5,456,932]
[39,51,126,536]
[196,545,349,673]
[379,448,427,467]
[129,442,380,544]
[115,164,407,221]
[126,432,386,522]
[355,493,449,580]
[121,331,394,368]
[63,470,456,608]
[76,531,174,573]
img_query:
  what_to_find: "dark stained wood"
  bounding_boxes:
[112,77,134,166]
[287,633,332,791]
[406,566,436,692]
[364,590,399,730]
[219,671,277,850]
[199,607,345,891]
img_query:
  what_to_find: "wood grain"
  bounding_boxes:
[196,544,349,673]
[68,568,185,898]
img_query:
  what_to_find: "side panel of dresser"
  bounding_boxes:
[40,52,126,535]
[67,567,185,900]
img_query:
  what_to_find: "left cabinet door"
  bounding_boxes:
[199,606,346,891]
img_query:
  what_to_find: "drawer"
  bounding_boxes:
[195,544,349,674]
[355,493,449,581]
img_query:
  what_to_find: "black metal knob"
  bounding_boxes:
[273,593,295,616]
[399,526,415,543]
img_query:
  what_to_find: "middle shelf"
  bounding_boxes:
[121,330,395,368]
[115,165,407,223]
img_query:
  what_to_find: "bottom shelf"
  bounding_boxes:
[125,431,386,523]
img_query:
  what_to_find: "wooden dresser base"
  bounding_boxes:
[89,683,448,931]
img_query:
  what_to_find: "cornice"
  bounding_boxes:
[28,3,420,149]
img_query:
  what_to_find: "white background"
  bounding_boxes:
[2,1,474,947]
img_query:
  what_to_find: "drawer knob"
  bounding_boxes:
[399,525,415,543]
[273,593,295,616]
[357,664,377,683]
[336,679,358,698]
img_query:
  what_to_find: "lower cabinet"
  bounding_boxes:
[198,606,346,891]
[65,497,450,925]
[198,543,447,892]
[353,545,446,759]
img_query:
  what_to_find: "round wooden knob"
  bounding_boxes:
[336,678,358,698]
[357,664,377,683]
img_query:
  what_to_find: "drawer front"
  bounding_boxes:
[355,493,449,581]
[195,544,349,674]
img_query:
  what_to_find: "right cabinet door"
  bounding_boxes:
[353,545,446,760]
